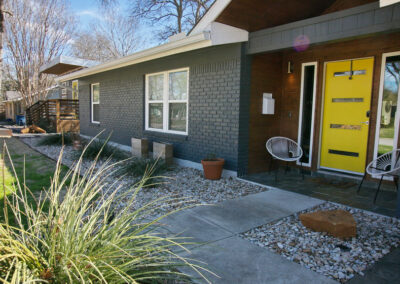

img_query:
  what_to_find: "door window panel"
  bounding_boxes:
[298,64,316,165]
[377,55,400,156]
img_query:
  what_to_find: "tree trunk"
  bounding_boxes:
[0,0,4,119]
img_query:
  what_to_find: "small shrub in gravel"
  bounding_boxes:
[119,158,171,186]
[75,139,128,160]
[121,158,169,177]
[37,133,73,146]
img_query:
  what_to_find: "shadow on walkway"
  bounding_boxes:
[243,169,398,217]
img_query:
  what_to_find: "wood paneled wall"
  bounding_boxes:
[248,53,282,172]
[248,32,400,173]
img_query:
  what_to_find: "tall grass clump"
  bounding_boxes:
[0,140,212,283]
[119,158,171,186]
[75,138,127,160]
[37,133,73,146]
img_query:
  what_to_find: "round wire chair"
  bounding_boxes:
[266,137,303,162]
[358,149,400,203]
[266,137,303,181]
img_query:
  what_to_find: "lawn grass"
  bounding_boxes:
[378,144,393,156]
[0,137,69,223]
[379,126,395,139]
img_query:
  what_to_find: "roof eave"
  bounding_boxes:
[56,32,213,82]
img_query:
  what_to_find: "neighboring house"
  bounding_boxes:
[3,91,23,121]
[40,55,98,101]
[46,82,77,100]
[46,0,400,177]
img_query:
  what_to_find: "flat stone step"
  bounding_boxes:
[0,128,12,138]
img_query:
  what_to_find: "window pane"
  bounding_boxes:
[299,65,315,164]
[169,103,187,132]
[92,84,99,103]
[377,56,400,156]
[169,71,188,100]
[72,81,79,100]
[149,74,164,101]
[149,103,163,129]
[93,104,99,122]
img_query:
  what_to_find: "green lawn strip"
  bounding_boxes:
[379,126,395,139]
[378,144,394,156]
[0,138,69,224]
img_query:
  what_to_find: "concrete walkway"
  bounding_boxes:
[160,188,337,283]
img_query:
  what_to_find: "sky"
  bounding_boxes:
[69,0,157,50]
[70,0,128,30]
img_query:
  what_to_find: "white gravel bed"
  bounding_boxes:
[240,202,400,283]
[20,136,268,216]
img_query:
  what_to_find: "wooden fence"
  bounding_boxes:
[26,99,79,133]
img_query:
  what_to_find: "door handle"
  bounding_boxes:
[361,121,369,125]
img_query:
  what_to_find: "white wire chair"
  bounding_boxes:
[266,137,303,181]
[358,149,400,203]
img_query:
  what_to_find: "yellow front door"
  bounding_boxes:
[320,58,374,174]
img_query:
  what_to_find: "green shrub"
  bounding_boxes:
[119,158,171,187]
[121,157,169,177]
[37,133,73,146]
[0,142,212,283]
[75,138,128,160]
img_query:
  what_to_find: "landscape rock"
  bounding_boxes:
[241,202,400,282]
[299,209,356,238]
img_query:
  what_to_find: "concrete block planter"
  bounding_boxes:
[153,142,173,165]
[131,138,149,158]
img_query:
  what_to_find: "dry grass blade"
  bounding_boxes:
[0,137,215,283]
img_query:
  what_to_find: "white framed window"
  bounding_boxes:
[145,68,189,134]
[91,83,100,124]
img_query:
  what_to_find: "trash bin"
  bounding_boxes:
[16,115,26,126]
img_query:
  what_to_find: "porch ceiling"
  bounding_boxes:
[42,63,84,76]
[215,0,377,32]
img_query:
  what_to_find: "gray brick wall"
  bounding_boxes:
[237,44,252,176]
[78,44,244,171]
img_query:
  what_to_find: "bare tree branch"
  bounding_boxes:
[101,0,215,41]
[72,10,143,62]
[3,0,75,107]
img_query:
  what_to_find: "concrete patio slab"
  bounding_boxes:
[180,236,336,284]
[348,247,400,284]
[244,171,398,217]
[188,188,324,234]
[157,187,334,283]
[158,208,232,248]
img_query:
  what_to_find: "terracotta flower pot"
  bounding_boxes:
[201,158,225,180]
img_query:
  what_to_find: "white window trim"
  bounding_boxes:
[372,51,400,178]
[91,83,100,124]
[145,67,189,135]
[297,62,318,167]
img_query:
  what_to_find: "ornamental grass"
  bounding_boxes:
[0,138,212,283]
